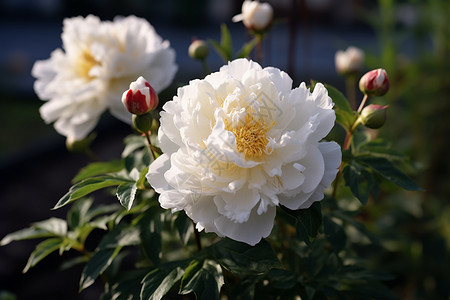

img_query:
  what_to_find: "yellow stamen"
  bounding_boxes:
[228,116,273,161]
[76,49,98,78]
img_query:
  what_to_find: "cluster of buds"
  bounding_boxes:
[232,0,273,32]
[122,76,158,133]
[355,68,390,129]
[335,46,365,76]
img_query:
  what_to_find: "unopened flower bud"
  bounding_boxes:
[232,0,273,32]
[359,68,390,96]
[122,76,158,115]
[188,40,209,60]
[335,46,365,76]
[359,104,388,129]
[132,112,154,134]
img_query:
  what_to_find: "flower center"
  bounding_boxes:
[229,116,271,160]
[76,49,99,79]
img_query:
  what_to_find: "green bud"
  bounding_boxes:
[359,104,388,129]
[188,40,209,60]
[133,112,154,133]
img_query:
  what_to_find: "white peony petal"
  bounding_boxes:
[214,205,276,246]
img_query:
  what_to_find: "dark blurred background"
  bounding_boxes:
[0,0,449,299]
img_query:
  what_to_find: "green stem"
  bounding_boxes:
[201,58,210,76]
[144,131,159,160]
[255,34,263,64]
[345,75,357,110]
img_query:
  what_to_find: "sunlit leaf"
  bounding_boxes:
[141,265,185,300]
[72,160,124,183]
[23,238,63,273]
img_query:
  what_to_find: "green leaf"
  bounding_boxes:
[324,84,355,129]
[72,160,123,183]
[179,259,224,300]
[79,247,122,291]
[207,239,282,276]
[67,198,93,229]
[116,182,138,210]
[343,162,379,205]
[173,212,193,246]
[54,175,132,209]
[209,23,234,62]
[23,238,63,273]
[98,226,141,249]
[357,156,423,191]
[100,270,147,300]
[323,216,347,252]
[1,218,67,246]
[140,266,185,300]
[219,23,233,60]
[293,202,323,245]
[137,204,164,265]
[236,38,257,58]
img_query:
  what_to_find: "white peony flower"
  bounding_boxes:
[147,58,341,246]
[232,0,274,31]
[32,15,177,141]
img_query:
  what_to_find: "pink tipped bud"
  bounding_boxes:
[359,104,388,129]
[122,76,158,115]
[232,0,274,32]
[359,68,390,96]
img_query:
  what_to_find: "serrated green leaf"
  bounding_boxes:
[179,259,223,300]
[23,238,63,273]
[73,160,124,183]
[207,238,281,276]
[54,176,132,209]
[357,156,423,191]
[1,218,67,246]
[116,182,138,210]
[140,266,185,300]
[79,247,122,291]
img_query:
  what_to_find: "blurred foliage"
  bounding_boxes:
[359,0,450,298]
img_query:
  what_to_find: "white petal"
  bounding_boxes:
[214,204,276,246]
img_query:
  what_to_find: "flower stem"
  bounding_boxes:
[345,75,357,110]
[201,58,210,76]
[192,221,202,251]
[144,131,158,160]
[357,94,369,113]
[256,34,263,64]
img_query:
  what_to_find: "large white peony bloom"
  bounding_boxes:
[147,59,341,246]
[32,15,177,141]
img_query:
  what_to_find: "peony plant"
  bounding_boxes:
[1,11,422,300]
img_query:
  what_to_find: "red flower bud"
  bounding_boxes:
[359,68,389,96]
[122,76,158,115]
